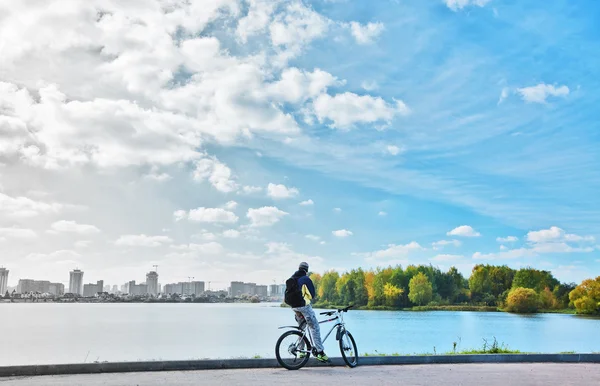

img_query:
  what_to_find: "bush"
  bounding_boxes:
[505,287,539,313]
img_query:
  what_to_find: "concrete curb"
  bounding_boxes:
[2,354,600,377]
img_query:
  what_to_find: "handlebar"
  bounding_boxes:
[319,305,354,316]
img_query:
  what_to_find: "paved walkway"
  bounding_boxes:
[1,364,600,385]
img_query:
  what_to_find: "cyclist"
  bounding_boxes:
[285,261,329,362]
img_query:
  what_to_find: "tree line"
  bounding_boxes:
[307,264,600,314]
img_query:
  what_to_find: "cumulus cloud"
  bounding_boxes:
[332,229,353,237]
[223,229,241,238]
[240,186,263,195]
[447,225,481,237]
[306,234,321,241]
[362,241,423,259]
[247,206,289,227]
[0,192,63,218]
[517,83,570,104]
[348,21,384,44]
[496,236,518,243]
[432,239,462,249]
[445,0,491,11]
[187,207,239,223]
[313,93,410,129]
[299,199,314,206]
[50,220,100,234]
[115,234,173,247]
[0,227,37,239]
[526,226,594,243]
[224,201,238,210]
[193,156,239,193]
[378,211,387,216]
[267,183,299,199]
[386,145,403,156]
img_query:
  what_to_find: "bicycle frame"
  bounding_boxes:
[295,310,347,352]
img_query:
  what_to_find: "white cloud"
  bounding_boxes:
[306,234,321,241]
[447,225,481,237]
[517,83,570,104]
[386,145,402,156]
[348,21,384,45]
[0,192,63,218]
[236,0,277,43]
[430,254,465,262]
[496,236,518,243]
[240,186,263,195]
[247,206,289,227]
[498,87,510,105]
[361,80,379,91]
[265,67,340,104]
[223,229,241,238]
[526,226,594,244]
[378,211,387,216]
[188,207,239,224]
[115,234,173,247]
[50,220,100,234]
[26,249,81,262]
[170,242,224,255]
[299,199,314,206]
[473,248,537,260]
[193,156,239,193]
[0,227,37,239]
[74,240,92,248]
[333,207,342,213]
[143,166,171,182]
[224,201,238,210]
[173,210,187,222]
[363,241,423,259]
[500,245,508,250]
[445,0,491,11]
[313,93,410,129]
[332,229,353,237]
[267,183,299,199]
[432,239,462,249]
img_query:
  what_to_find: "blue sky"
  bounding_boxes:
[0,0,598,288]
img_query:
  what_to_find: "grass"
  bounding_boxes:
[363,337,524,357]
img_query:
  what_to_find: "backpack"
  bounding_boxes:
[284,276,304,307]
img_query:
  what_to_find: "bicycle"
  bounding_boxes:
[275,305,358,370]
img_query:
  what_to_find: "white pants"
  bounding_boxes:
[292,305,324,352]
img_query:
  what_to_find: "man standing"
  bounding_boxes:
[284,262,329,362]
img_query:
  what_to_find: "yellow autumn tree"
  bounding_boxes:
[383,283,403,308]
[569,277,600,315]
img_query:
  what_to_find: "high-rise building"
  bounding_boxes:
[69,269,84,295]
[0,268,8,295]
[82,280,104,297]
[163,281,204,296]
[126,280,148,296]
[17,279,51,294]
[255,285,268,298]
[112,285,119,294]
[48,283,65,296]
[146,271,159,296]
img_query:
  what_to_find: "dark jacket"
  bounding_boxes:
[292,270,315,305]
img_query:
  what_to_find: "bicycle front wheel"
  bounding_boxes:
[339,330,358,368]
[275,330,311,370]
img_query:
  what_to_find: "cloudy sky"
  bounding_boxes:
[1,0,599,289]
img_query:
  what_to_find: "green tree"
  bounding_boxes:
[505,287,540,313]
[569,277,600,315]
[539,287,559,310]
[408,272,433,306]
[512,268,559,293]
[318,270,339,304]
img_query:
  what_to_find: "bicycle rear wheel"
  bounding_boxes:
[275,330,311,370]
[339,330,358,368]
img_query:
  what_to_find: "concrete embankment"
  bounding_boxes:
[1,354,599,377]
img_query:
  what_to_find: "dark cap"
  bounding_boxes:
[299,262,309,272]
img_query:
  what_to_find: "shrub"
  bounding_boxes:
[505,287,539,313]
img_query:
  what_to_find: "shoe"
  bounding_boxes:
[298,352,308,359]
[315,352,329,362]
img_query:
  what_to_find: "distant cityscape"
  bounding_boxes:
[0,267,285,302]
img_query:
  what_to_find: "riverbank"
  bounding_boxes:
[309,303,576,314]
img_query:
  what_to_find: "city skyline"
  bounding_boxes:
[1,1,599,287]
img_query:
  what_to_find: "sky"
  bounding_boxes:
[1,0,599,289]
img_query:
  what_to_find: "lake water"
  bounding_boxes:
[1,303,599,366]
